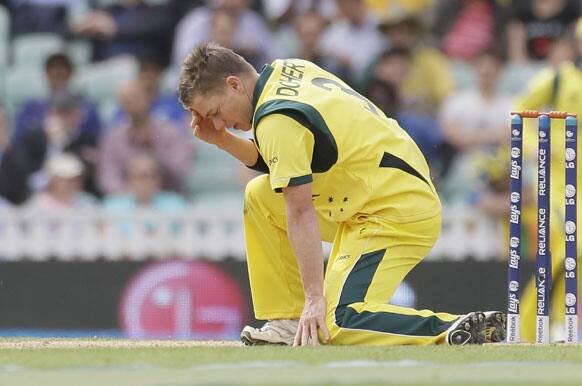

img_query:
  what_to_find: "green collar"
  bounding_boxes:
[251,64,274,123]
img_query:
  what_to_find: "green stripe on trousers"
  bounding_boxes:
[334,249,455,336]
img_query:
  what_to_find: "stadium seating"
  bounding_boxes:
[498,62,544,95]
[12,33,64,68]
[97,99,119,126]
[5,66,47,111]
[0,204,499,261]
[449,60,476,90]
[429,204,503,261]
[74,56,138,104]
[0,5,9,68]
[67,40,92,67]
[187,141,244,200]
[161,68,179,96]
[95,0,171,6]
[66,1,91,25]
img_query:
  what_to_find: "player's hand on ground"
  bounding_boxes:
[294,295,330,346]
[190,111,227,147]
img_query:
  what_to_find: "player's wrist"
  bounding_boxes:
[214,130,232,149]
[304,289,324,300]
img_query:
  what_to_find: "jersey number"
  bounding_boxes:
[311,77,379,116]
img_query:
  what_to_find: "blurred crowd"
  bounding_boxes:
[0,0,580,228]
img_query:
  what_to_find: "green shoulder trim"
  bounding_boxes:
[246,141,269,173]
[253,100,338,173]
[289,174,313,186]
[251,64,275,117]
[273,174,313,193]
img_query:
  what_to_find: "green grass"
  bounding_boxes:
[1,340,582,386]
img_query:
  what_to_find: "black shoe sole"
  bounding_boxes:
[485,311,507,343]
[448,312,486,345]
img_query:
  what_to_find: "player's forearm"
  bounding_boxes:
[216,131,259,167]
[285,205,325,298]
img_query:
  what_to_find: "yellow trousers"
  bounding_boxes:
[243,175,459,345]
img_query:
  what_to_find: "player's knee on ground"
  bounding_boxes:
[323,301,357,344]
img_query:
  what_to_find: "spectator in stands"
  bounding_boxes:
[0,195,10,209]
[319,0,385,80]
[0,105,8,159]
[376,12,454,114]
[261,0,336,23]
[514,18,581,120]
[438,51,511,202]
[0,107,10,209]
[293,11,350,81]
[0,129,10,206]
[70,0,176,65]
[98,82,194,196]
[209,6,237,49]
[363,0,433,17]
[0,91,99,204]
[547,37,576,68]
[26,153,95,214]
[7,0,75,37]
[432,0,505,62]
[260,0,337,57]
[13,53,101,145]
[208,6,263,69]
[365,48,447,181]
[507,0,579,62]
[471,148,511,221]
[103,152,188,234]
[173,0,276,68]
[112,55,186,131]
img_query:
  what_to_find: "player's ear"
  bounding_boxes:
[225,76,243,93]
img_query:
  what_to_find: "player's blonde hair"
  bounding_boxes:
[178,43,255,108]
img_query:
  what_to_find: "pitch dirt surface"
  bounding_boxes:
[1,339,582,386]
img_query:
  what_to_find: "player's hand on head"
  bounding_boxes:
[294,295,330,346]
[190,111,227,146]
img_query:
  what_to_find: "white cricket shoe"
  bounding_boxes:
[240,319,298,346]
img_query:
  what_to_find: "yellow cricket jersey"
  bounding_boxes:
[248,59,440,223]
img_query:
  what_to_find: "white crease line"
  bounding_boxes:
[193,361,298,370]
[323,360,430,368]
[0,365,25,372]
[2,360,582,373]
